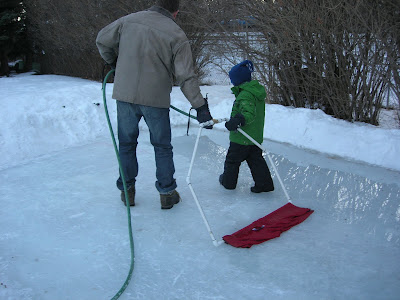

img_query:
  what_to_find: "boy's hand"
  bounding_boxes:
[225,113,245,131]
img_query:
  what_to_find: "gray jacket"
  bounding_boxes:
[96,6,205,109]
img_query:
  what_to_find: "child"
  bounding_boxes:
[219,60,274,193]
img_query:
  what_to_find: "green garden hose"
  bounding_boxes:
[170,104,197,120]
[102,69,134,300]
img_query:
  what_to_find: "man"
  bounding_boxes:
[96,0,212,209]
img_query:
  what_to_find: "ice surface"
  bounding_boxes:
[0,73,399,299]
[1,128,399,300]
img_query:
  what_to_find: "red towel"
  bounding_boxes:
[223,203,314,248]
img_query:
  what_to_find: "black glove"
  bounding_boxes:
[195,99,213,129]
[225,113,246,131]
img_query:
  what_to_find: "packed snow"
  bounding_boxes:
[1,72,399,300]
[1,73,399,172]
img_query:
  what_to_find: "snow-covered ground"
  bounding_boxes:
[1,73,399,300]
[1,72,399,172]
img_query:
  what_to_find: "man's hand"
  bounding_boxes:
[196,99,213,129]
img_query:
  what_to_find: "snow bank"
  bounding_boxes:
[265,105,400,171]
[0,73,399,172]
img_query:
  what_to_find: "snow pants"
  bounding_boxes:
[221,142,274,190]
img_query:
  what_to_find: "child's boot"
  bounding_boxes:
[219,174,236,190]
[250,184,274,193]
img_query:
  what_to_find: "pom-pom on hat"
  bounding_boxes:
[229,60,254,86]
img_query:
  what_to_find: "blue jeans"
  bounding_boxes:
[116,101,177,194]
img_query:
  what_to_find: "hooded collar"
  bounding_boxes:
[231,80,266,102]
[148,6,175,22]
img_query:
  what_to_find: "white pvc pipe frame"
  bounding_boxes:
[186,119,291,247]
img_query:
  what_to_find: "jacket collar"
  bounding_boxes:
[148,6,175,21]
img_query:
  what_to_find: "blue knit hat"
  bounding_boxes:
[229,60,254,86]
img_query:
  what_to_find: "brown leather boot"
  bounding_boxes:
[160,190,180,209]
[121,186,135,206]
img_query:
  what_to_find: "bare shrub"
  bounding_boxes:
[24,0,213,81]
[23,0,398,125]
[23,0,151,80]
[215,0,398,125]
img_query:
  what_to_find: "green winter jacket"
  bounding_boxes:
[229,80,267,145]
